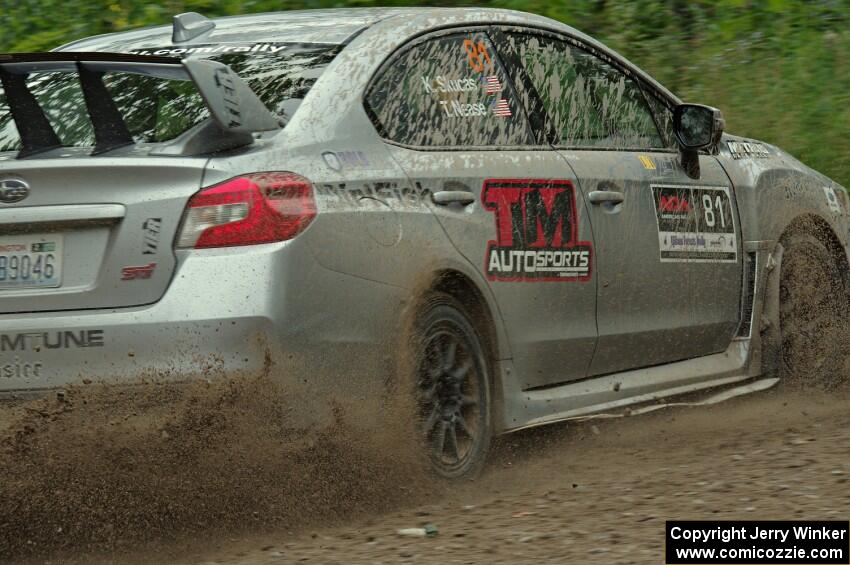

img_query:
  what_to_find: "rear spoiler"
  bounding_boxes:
[0,52,280,158]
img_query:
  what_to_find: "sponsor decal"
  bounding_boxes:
[462,39,492,73]
[482,75,502,94]
[0,330,104,352]
[652,184,738,263]
[638,155,656,170]
[213,68,242,129]
[142,218,161,255]
[727,140,769,160]
[1,357,43,379]
[654,157,678,176]
[490,98,512,118]
[823,186,843,214]
[315,181,431,208]
[321,150,371,172]
[121,262,157,281]
[0,177,30,204]
[130,43,288,57]
[783,178,807,200]
[659,192,692,214]
[322,152,343,171]
[483,179,593,282]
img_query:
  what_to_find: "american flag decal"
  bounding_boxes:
[483,75,502,94]
[491,98,512,117]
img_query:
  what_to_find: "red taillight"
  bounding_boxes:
[177,172,316,249]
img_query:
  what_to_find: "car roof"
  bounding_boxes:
[56,9,410,50]
[55,7,679,104]
[57,7,570,51]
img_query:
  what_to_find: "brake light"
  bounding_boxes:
[177,172,316,249]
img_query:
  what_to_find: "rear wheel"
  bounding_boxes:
[413,293,492,479]
[779,233,848,387]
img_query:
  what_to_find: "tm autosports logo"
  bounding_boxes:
[483,179,592,282]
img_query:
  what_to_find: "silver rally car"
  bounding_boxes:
[0,8,848,476]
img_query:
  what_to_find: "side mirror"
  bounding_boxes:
[673,104,725,178]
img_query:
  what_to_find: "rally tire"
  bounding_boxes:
[779,233,848,388]
[413,292,492,479]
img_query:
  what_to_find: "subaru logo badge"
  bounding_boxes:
[0,178,30,204]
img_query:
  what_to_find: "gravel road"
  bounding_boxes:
[23,386,843,565]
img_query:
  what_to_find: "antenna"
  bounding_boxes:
[172,12,216,43]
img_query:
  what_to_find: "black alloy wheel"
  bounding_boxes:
[414,293,492,479]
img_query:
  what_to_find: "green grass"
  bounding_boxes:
[636,28,850,188]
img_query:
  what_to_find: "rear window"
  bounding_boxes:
[0,43,341,152]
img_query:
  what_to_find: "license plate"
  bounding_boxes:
[0,234,63,289]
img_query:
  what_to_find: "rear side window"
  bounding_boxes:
[505,33,662,150]
[365,32,534,148]
[0,43,341,153]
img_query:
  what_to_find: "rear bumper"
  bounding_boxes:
[0,239,405,396]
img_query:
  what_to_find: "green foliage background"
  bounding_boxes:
[1,0,847,186]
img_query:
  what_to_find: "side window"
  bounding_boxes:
[366,31,534,148]
[505,32,663,150]
[643,91,677,149]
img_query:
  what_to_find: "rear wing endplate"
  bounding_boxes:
[0,52,280,158]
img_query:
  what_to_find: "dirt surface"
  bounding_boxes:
[0,375,431,563]
[3,384,848,564]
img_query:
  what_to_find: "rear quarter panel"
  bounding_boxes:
[199,19,520,360]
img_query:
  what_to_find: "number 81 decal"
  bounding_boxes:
[462,39,492,72]
[652,184,738,263]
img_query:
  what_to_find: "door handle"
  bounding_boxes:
[588,190,625,205]
[432,190,475,206]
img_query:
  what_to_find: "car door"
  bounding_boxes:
[364,28,598,389]
[499,29,743,376]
